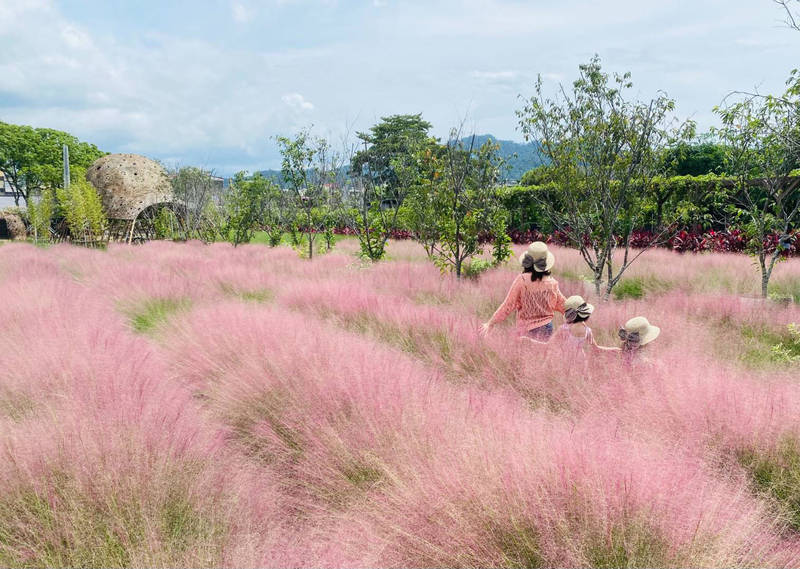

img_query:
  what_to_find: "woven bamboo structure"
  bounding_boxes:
[85,153,178,242]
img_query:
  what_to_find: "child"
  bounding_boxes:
[618,316,661,365]
[553,295,619,352]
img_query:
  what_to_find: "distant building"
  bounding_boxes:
[0,171,14,196]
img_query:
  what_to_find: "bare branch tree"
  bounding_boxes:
[775,0,800,30]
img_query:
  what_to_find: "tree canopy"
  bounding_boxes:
[0,121,105,206]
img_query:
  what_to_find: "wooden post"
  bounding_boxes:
[127,218,136,244]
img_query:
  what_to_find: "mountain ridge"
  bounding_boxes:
[256,135,542,184]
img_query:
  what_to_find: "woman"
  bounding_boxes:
[481,242,566,341]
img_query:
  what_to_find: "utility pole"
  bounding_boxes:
[62,144,70,189]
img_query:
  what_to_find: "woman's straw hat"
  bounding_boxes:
[564,295,594,322]
[619,316,660,346]
[518,241,555,272]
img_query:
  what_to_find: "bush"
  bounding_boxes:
[612,278,645,300]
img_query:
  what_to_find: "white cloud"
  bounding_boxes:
[230,1,254,23]
[281,93,315,111]
[1,0,798,173]
[540,73,564,83]
[471,70,518,81]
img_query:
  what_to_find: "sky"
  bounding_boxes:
[0,0,798,175]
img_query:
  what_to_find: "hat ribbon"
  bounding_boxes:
[533,257,548,271]
[565,303,592,323]
[618,328,641,344]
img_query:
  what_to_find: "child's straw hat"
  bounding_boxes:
[619,316,660,346]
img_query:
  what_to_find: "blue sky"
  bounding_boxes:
[1,0,798,175]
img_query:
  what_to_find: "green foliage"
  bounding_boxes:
[771,323,800,363]
[126,297,190,334]
[739,322,800,367]
[55,171,107,244]
[0,121,105,206]
[276,130,343,260]
[170,166,223,242]
[582,521,672,568]
[489,208,512,266]
[661,139,727,176]
[737,436,800,530]
[517,55,694,298]
[612,277,645,300]
[404,132,508,278]
[351,113,432,191]
[490,521,544,568]
[153,206,182,240]
[769,280,800,304]
[266,226,283,247]
[220,283,273,303]
[348,115,435,262]
[224,172,280,246]
[462,258,494,280]
[612,275,672,300]
[26,188,55,243]
[713,81,800,297]
[519,165,552,187]
[0,467,224,568]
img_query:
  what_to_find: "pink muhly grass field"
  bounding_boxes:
[0,239,799,567]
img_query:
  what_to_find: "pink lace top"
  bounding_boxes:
[488,275,567,335]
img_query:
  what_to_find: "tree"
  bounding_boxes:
[713,89,800,298]
[225,172,280,246]
[26,189,55,243]
[170,166,221,241]
[519,165,553,187]
[662,139,726,176]
[405,128,509,278]
[55,169,107,245]
[776,0,800,31]
[346,114,433,261]
[517,56,694,298]
[0,121,104,206]
[276,130,344,260]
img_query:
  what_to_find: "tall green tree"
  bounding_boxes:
[405,129,509,278]
[276,130,343,259]
[713,86,800,298]
[347,114,433,261]
[351,114,432,190]
[0,121,104,206]
[517,56,694,298]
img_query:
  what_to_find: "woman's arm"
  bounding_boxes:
[588,329,622,352]
[551,281,567,314]
[482,277,521,333]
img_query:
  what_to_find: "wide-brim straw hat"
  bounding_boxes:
[564,295,594,314]
[621,316,660,346]
[518,241,555,272]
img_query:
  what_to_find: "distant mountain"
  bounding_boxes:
[461,134,544,182]
[257,135,543,185]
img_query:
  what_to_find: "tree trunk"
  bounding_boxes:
[594,272,603,296]
[758,253,768,298]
